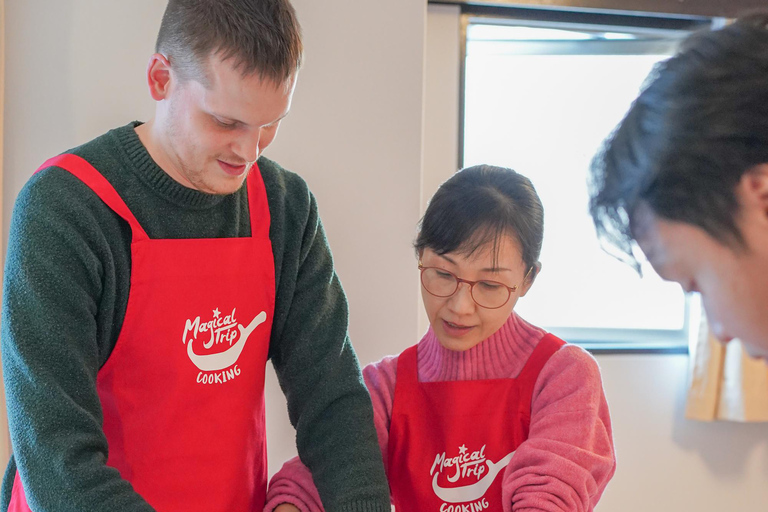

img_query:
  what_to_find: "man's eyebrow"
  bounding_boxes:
[209,112,243,125]
[209,109,291,127]
[642,245,675,281]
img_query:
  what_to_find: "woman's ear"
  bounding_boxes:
[519,261,541,297]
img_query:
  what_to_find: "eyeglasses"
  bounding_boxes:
[418,263,533,309]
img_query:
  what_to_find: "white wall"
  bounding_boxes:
[3,1,767,511]
[597,355,768,511]
[263,0,426,475]
[424,5,768,512]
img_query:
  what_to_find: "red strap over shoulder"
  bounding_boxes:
[245,162,270,239]
[516,333,567,419]
[38,154,149,243]
[394,344,419,387]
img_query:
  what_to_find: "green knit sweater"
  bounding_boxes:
[1,122,390,512]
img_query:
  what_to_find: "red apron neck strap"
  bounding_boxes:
[395,344,419,386]
[38,154,149,243]
[246,162,270,239]
[516,333,566,413]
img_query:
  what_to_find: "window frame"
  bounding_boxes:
[429,0,759,20]
[457,6,714,354]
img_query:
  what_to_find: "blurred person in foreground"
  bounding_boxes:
[590,13,768,361]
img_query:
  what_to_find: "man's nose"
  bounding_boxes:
[234,132,261,163]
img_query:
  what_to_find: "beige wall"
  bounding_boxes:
[2,1,767,511]
[0,0,7,467]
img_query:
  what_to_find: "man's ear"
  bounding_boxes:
[146,53,173,101]
[738,164,768,226]
[519,261,541,297]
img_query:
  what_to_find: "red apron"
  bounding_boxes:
[387,333,565,512]
[10,154,275,511]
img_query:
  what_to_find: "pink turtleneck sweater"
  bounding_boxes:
[265,313,616,512]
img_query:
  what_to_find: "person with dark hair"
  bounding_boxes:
[266,165,616,512]
[0,1,389,511]
[589,13,768,361]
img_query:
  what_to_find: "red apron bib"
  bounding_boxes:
[10,154,275,511]
[387,333,565,512]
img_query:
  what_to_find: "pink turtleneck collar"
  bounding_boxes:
[416,312,547,382]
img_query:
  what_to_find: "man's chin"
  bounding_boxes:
[741,340,768,362]
[196,175,249,196]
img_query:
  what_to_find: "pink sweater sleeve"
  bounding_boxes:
[264,356,398,512]
[501,345,616,512]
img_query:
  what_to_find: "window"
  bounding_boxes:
[461,12,711,351]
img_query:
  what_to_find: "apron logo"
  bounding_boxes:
[430,444,515,511]
[182,308,267,384]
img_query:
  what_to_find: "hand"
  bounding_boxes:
[274,504,301,512]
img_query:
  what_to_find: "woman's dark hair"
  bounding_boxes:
[415,165,544,272]
[589,13,768,270]
[155,0,303,85]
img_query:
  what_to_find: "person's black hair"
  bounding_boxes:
[415,165,544,273]
[589,13,768,270]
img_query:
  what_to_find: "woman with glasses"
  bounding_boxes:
[266,165,616,512]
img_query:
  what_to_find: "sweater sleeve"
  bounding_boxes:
[501,345,616,512]
[265,170,391,512]
[264,356,399,512]
[1,171,155,511]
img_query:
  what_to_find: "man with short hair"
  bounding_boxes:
[589,14,768,361]
[0,1,390,511]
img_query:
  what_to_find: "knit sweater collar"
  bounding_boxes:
[113,122,232,209]
[417,312,546,382]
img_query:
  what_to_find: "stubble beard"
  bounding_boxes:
[164,116,252,195]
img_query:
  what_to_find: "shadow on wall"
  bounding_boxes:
[671,383,768,479]
[4,0,162,257]
[4,0,76,255]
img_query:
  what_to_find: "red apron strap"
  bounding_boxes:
[389,344,419,436]
[395,345,419,386]
[516,334,566,416]
[9,470,29,511]
[246,163,270,239]
[38,154,149,243]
